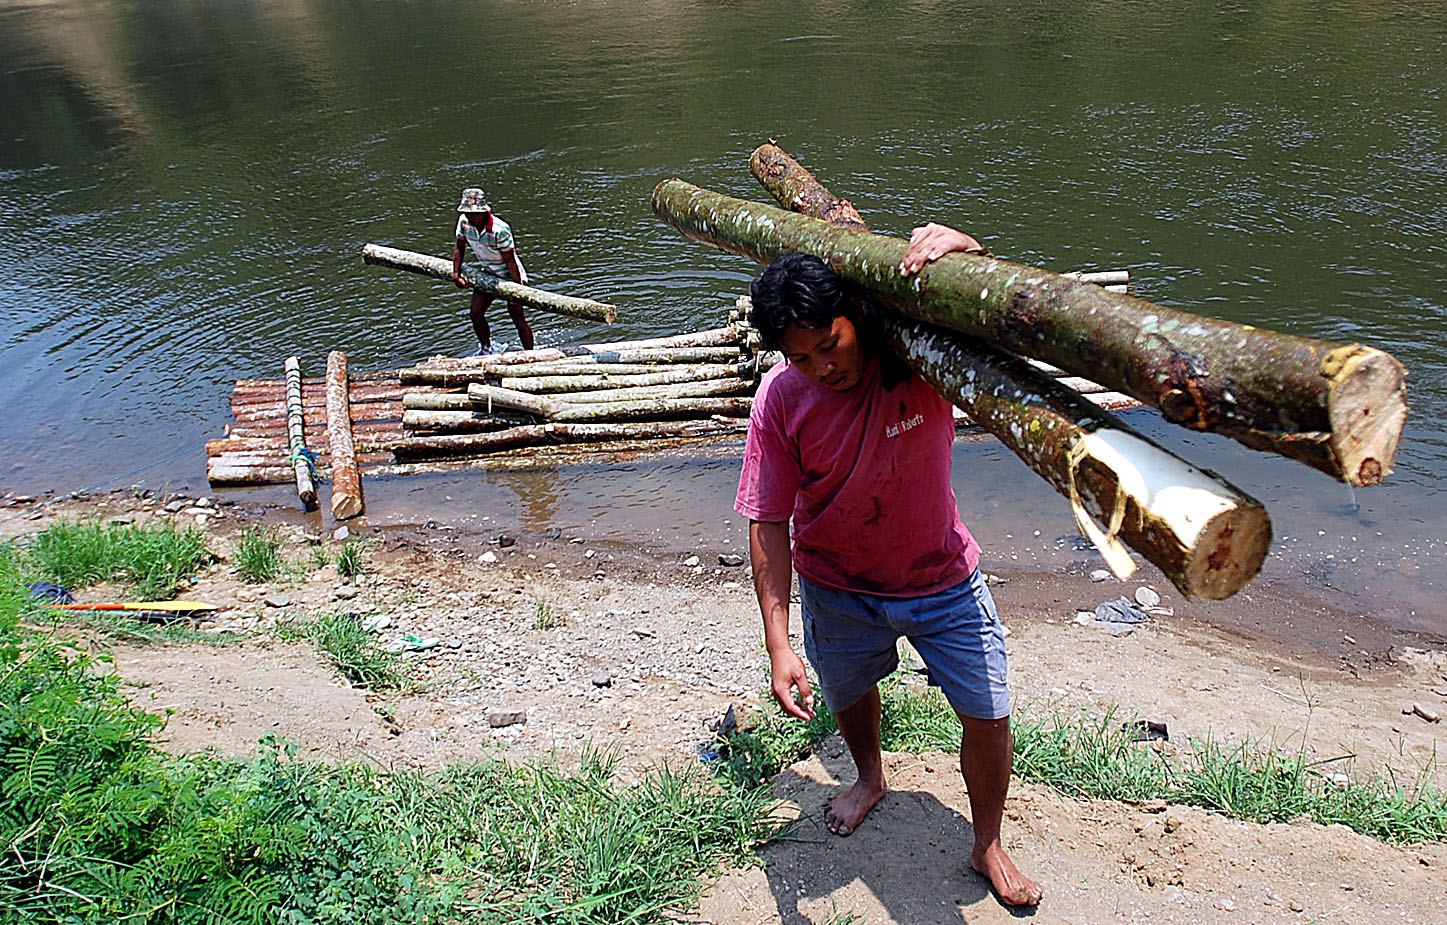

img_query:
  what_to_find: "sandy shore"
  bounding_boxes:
[4,488,1444,923]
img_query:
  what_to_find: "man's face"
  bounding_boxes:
[778,315,867,391]
[465,210,492,228]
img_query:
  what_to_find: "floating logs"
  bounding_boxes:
[652,176,1407,486]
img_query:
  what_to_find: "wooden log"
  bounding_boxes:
[499,364,738,393]
[284,356,318,509]
[400,347,743,386]
[402,391,472,411]
[891,319,1270,597]
[749,144,1269,598]
[232,400,404,424]
[392,419,749,460]
[551,377,751,404]
[208,465,298,485]
[465,383,751,424]
[325,351,365,520]
[403,410,533,433]
[654,176,1407,486]
[416,327,741,367]
[750,142,870,230]
[362,243,618,323]
[484,361,726,378]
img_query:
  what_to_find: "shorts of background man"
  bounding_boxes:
[799,568,1011,720]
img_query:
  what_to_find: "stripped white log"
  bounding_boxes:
[499,365,737,393]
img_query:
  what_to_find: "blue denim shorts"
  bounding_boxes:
[799,568,1012,720]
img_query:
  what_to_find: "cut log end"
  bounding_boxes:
[1180,501,1273,600]
[1324,345,1407,487]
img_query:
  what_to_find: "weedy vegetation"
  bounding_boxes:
[276,609,413,691]
[715,676,1447,845]
[233,524,287,583]
[533,595,563,630]
[334,540,369,580]
[0,525,784,925]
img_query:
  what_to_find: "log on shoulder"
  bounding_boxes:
[746,143,1270,598]
[653,177,1406,486]
[362,243,618,324]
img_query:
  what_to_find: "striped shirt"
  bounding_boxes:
[455,214,527,281]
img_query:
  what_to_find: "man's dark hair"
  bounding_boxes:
[749,253,912,389]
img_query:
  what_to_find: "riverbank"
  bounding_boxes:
[4,487,1445,923]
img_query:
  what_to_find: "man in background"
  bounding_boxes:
[452,187,534,353]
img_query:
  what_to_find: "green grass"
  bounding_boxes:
[715,675,1447,845]
[533,596,562,630]
[26,519,211,600]
[335,540,369,581]
[0,538,784,925]
[233,525,286,583]
[277,609,413,691]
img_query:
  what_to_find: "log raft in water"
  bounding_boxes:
[743,143,1271,598]
[652,177,1406,486]
[325,351,365,520]
[362,243,618,324]
[392,419,748,460]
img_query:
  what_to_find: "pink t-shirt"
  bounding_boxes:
[735,358,981,598]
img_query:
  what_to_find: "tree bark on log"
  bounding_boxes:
[654,176,1406,486]
[482,361,728,379]
[401,347,742,386]
[550,377,751,404]
[403,410,537,433]
[284,356,318,509]
[748,144,1271,598]
[416,327,741,367]
[392,419,748,460]
[464,384,751,424]
[325,351,365,520]
[889,319,1271,597]
[499,364,738,393]
[362,243,618,323]
[750,143,870,230]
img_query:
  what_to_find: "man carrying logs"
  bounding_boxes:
[736,234,1042,908]
[452,186,535,353]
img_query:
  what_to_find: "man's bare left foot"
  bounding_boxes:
[825,778,886,836]
[971,841,1042,907]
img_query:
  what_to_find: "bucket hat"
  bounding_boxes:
[457,187,491,212]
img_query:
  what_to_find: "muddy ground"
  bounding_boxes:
[4,490,1445,924]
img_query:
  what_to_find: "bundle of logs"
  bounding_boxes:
[643,143,1408,600]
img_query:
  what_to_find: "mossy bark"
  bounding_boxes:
[653,177,1406,486]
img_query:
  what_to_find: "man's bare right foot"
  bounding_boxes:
[825,778,886,836]
[971,841,1042,907]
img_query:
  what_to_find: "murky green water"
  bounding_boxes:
[1,1,1443,633]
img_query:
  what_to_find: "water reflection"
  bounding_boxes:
[0,0,1443,638]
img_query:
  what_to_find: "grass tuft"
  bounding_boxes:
[533,595,562,630]
[27,519,210,600]
[233,525,286,583]
[334,540,369,580]
[277,609,413,691]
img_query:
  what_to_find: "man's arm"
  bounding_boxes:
[750,519,815,720]
[501,248,524,286]
[897,222,987,276]
[452,236,468,288]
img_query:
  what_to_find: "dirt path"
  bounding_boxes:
[8,490,1446,923]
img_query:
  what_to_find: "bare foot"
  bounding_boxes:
[825,778,886,836]
[971,841,1042,907]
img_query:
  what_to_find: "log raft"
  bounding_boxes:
[209,330,1142,489]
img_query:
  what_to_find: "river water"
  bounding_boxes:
[1,1,1443,636]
